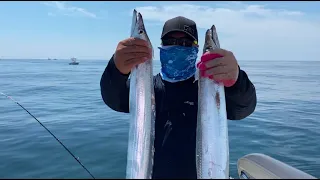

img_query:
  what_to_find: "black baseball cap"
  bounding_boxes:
[161,16,198,42]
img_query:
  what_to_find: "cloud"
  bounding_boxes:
[42,1,97,18]
[135,3,320,61]
[47,12,56,17]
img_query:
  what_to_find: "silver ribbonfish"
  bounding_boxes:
[126,9,156,179]
[196,25,229,179]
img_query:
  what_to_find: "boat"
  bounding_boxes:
[69,57,79,65]
[236,153,316,179]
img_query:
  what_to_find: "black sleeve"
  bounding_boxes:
[100,55,130,113]
[224,66,257,120]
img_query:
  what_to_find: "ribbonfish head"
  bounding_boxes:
[130,9,153,53]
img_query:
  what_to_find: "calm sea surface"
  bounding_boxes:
[0,59,319,178]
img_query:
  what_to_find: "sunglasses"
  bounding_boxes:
[162,38,198,47]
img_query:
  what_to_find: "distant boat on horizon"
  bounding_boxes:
[69,57,79,65]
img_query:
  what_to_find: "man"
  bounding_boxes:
[100,16,257,179]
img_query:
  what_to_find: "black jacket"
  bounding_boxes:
[100,56,257,179]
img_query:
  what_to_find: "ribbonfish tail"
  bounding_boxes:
[126,9,156,179]
[196,25,229,179]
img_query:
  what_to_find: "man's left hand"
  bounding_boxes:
[197,49,239,87]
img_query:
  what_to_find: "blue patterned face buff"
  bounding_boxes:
[159,45,199,83]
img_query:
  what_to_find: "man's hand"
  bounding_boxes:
[114,37,152,75]
[197,49,239,87]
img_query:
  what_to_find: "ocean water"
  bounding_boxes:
[0,59,319,178]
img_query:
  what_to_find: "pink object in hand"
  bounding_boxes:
[197,53,236,87]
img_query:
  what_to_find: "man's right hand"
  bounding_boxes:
[114,37,152,75]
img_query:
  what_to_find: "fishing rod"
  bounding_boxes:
[0,92,95,179]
